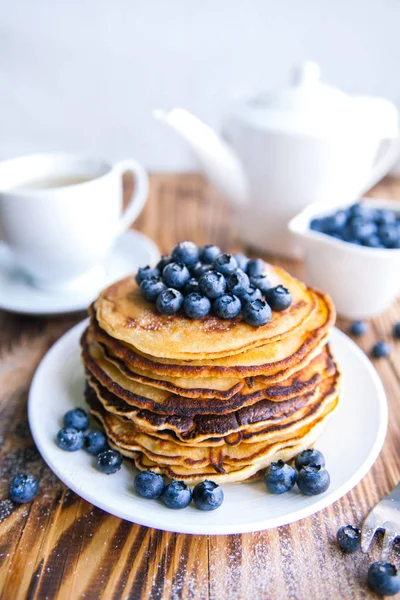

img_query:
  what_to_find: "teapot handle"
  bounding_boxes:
[358,138,400,195]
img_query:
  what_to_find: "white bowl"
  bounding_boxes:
[288,198,400,319]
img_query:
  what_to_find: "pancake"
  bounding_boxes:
[88,287,334,377]
[94,264,317,360]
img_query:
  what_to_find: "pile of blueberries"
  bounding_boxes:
[310,203,400,249]
[136,241,292,326]
[264,449,330,496]
[337,525,400,596]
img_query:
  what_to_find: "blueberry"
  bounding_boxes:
[63,408,89,431]
[264,286,292,311]
[162,480,192,509]
[96,449,123,474]
[336,525,361,553]
[171,241,199,267]
[234,253,249,272]
[183,293,211,319]
[226,269,250,296]
[162,262,190,289]
[249,274,271,294]
[184,277,199,295]
[134,470,166,499]
[348,203,373,220]
[9,474,39,504]
[238,285,262,304]
[375,209,397,226]
[378,224,399,247]
[85,430,109,455]
[297,465,330,495]
[310,218,325,233]
[156,288,184,315]
[363,234,385,248]
[156,255,171,272]
[213,253,238,276]
[246,258,265,277]
[243,299,272,326]
[213,294,241,319]
[200,244,221,264]
[372,341,391,358]
[192,480,224,511]
[139,277,166,302]
[349,320,368,337]
[349,217,377,241]
[264,460,297,494]
[135,266,160,286]
[393,322,400,339]
[56,427,85,451]
[198,270,226,299]
[191,262,212,278]
[368,562,400,596]
[325,210,348,233]
[295,448,325,470]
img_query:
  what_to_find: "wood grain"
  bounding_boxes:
[1,174,400,599]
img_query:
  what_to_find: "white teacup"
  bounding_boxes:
[0,153,148,291]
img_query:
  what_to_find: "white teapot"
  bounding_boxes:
[155,61,399,257]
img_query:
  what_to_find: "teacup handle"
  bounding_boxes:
[113,159,149,235]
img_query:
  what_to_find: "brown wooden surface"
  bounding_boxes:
[1,174,400,600]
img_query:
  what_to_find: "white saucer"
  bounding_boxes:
[0,231,160,315]
[28,321,388,535]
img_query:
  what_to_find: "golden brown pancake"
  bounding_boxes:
[94,264,317,360]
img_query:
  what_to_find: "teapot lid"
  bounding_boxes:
[237,61,398,139]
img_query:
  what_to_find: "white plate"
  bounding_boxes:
[0,230,160,315]
[28,321,387,535]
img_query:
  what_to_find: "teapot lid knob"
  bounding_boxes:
[292,61,321,86]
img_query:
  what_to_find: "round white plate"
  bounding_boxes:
[0,230,159,315]
[28,321,387,535]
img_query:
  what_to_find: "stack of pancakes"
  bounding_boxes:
[81,262,342,484]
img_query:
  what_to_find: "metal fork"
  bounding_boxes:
[361,482,400,559]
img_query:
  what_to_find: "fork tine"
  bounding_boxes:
[381,523,398,560]
[361,513,379,553]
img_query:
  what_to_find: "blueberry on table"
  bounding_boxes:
[393,322,400,339]
[371,341,391,359]
[139,277,166,302]
[234,253,249,272]
[264,460,297,494]
[295,448,325,470]
[56,427,85,451]
[213,294,241,319]
[85,430,109,455]
[249,274,271,294]
[171,241,200,267]
[349,320,368,337]
[243,299,272,326]
[264,286,292,311]
[336,525,361,553]
[156,288,184,315]
[213,253,238,276]
[200,244,221,264]
[184,277,200,295]
[193,480,224,510]
[368,562,400,596]
[226,269,250,296]
[96,450,123,474]
[183,293,211,319]
[135,266,160,286]
[63,408,89,431]
[246,258,265,277]
[156,255,171,272]
[297,465,330,495]
[134,470,166,499]
[162,262,191,289]
[198,270,226,299]
[9,474,39,504]
[162,480,192,509]
[238,285,262,304]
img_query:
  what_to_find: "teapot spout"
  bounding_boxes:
[154,108,247,205]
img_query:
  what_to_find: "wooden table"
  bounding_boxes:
[1,174,400,600]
